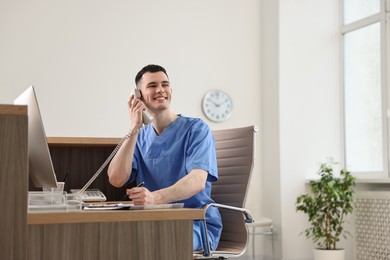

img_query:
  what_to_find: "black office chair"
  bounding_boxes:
[193,125,260,259]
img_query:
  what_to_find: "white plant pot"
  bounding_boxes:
[313,248,345,260]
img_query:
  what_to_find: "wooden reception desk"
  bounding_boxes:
[0,105,203,260]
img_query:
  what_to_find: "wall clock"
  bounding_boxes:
[202,89,233,122]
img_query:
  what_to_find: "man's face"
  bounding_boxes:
[138,71,172,112]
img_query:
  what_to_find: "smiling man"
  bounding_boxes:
[107,64,222,251]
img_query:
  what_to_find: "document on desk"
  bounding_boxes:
[129,203,184,210]
[83,203,132,211]
[83,203,184,211]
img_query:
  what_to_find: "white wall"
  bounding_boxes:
[278,0,345,259]
[261,0,283,259]
[261,0,345,259]
[0,0,261,136]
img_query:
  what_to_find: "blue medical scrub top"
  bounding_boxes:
[129,115,222,250]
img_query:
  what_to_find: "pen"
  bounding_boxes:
[121,182,145,201]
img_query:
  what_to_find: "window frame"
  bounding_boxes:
[341,0,389,178]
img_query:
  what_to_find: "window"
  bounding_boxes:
[341,0,386,176]
[343,0,380,24]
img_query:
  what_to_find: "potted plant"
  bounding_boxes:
[295,160,356,260]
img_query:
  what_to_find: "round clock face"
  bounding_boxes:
[202,90,233,122]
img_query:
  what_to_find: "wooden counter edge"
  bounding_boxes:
[28,208,205,225]
[0,104,27,115]
[47,137,122,146]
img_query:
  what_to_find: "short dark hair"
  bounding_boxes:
[135,64,169,86]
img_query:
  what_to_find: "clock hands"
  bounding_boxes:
[215,99,229,107]
[208,98,229,108]
[208,99,219,106]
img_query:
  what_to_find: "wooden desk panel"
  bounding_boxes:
[0,105,28,260]
[28,220,192,260]
[27,209,202,260]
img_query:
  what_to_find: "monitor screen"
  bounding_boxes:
[14,86,58,189]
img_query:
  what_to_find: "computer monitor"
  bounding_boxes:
[14,86,58,189]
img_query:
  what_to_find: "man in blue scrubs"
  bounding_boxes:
[107,64,222,251]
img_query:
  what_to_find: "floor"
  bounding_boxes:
[234,230,274,260]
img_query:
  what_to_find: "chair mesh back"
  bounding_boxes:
[211,125,256,253]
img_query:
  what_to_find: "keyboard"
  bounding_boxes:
[70,189,107,202]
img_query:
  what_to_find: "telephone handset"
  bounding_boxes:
[133,88,153,125]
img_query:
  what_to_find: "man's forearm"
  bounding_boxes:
[107,133,138,187]
[152,169,207,204]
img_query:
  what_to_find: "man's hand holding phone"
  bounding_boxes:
[130,88,153,125]
[128,93,145,129]
[128,88,153,127]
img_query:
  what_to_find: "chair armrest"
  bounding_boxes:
[205,203,254,223]
[197,203,254,257]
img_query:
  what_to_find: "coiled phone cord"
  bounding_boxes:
[77,127,142,195]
